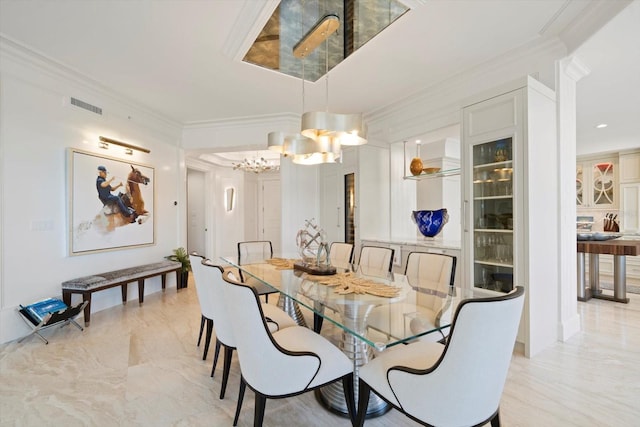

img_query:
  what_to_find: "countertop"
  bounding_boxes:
[576,239,640,256]
[361,237,461,251]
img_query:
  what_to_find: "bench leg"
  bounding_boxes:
[83,294,92,326]
[162,273,167,292]
[121,283,128,305]
[175,270,180,290]
[138,279,145,305]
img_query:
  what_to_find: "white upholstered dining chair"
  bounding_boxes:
[189,252,214,360]
[199,260,296,401]
[358,245,395,274]
[221,270,356,427]
[329,242,354,269]
[237,240,279,302]
[367,251,457,343]
[356,286,525,427]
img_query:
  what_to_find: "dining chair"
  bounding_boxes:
[200,260,297,401]
[189,252,215,360]
[358,245,395,274]
[329,242,354,269]
[237,240,278,302]
[367,251,457,343]
[356,286,525,427]
[221,270,356,427]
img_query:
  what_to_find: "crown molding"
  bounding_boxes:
[0,35,182,136]
[184,112,299,129]
[562,55,591,82]
[364,36,566,142]
[559,0,632,54]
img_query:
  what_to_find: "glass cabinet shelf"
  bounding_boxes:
[403,168,460,180]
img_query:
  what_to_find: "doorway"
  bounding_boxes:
[187,169,206,255]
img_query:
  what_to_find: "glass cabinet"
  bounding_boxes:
[471,137,514,293]
[576,158,617,208]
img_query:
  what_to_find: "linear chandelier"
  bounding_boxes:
[268,12,367,166]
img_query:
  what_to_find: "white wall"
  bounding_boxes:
[0,43,183,343]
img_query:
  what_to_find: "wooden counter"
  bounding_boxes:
[576,239,640,303]
[577,239,640,256]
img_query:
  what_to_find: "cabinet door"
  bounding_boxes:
[620,152,640,183]
[591,161,615,207]
[621,183,640,232]
[576,159,617,208]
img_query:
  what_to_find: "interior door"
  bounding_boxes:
[260,179,281,253]
[187,169,206,255]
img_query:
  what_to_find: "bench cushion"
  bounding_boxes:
[62,260,181,290]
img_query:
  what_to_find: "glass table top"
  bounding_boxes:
[221,255,488,350]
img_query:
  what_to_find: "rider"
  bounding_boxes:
[96,166,136,221]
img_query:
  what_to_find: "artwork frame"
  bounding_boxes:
[68,148,155,255]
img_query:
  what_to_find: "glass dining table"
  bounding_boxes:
[221,254,485,418]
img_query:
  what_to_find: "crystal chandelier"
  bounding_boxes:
[232,156,279,174]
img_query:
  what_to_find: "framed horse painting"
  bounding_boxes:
[68,148,155,255]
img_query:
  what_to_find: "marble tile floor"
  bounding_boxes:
[1,280,639,427]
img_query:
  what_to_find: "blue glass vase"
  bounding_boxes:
[412,209,449,238]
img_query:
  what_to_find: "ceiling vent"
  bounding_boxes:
[69,97,102,115]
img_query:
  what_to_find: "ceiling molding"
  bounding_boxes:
[562,55,591,82]
[222,0,281,61]
[558,0,632,54]
[365,36,566,138]
[0,35,182,135]
[183,112,299,130]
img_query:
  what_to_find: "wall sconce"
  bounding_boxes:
[225,187,235,212]
[99,136,150,154]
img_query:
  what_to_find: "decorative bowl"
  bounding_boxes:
[422,167,441,175]
[412,209,449,238]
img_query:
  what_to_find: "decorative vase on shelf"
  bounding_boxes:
[412,209,449,238]
[410,157,424,176]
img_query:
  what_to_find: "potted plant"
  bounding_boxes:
[167,247,191,289]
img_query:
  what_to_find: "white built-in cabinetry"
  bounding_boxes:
[462,77,558,358]
[619,150,640,232]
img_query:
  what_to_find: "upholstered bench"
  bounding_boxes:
[61,260,182,326]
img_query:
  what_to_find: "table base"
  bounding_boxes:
[577,252,630,304]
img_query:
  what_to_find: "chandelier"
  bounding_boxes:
[232,156,279,174]
[268,11,367,166]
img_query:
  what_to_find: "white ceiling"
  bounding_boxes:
[0,0,637,158]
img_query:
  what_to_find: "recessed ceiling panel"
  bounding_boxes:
[243,0,410,82]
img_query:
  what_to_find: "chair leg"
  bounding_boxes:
[355,378,371,427]
[490,410,501,427]
[233,377,246,426]
[342,373,356,426]
[220,346,235,399]
[203,318,213,360]
[210,339,222,377]
[197,315,205,346]
[313,312,324,333]
[254,392,267,427]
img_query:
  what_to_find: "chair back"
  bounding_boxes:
[405,252,456,313]
[199,260,236,347]
[387,287,525,426]
[189,253,215,319]
[221,271,321,396]
[358,245,394,273]
[237,241,273,263]
[329,242,353,269]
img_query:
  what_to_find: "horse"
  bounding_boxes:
[126,165,150,215]
[82,165,151,235]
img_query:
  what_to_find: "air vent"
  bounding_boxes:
[70,97,102,115]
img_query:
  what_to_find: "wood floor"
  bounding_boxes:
[1,280,638,426]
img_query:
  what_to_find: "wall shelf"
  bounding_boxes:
[403,168,461,180]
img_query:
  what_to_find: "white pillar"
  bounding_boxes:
[556,56,590,341]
